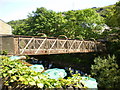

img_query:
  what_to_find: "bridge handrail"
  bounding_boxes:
[12,35,104,55]
[57,35,68,40]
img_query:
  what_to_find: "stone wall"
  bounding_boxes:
[0,19,12,35]
[0,35,14,55]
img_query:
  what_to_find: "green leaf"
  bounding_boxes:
[19,76,26,81]
[10,79,14,82]
[12,76,17,80]
[8,70,13,74]
[37,83,44,88]
[3,73,7,77]
[29,81,36,85]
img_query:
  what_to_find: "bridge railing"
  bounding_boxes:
[13,36,99,55]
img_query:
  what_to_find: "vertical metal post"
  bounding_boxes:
[0,35,2,55]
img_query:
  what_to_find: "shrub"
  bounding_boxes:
[0,56,86,89]
[91,55,120,88]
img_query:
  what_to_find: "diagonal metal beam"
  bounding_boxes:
[77,41,83,49]
[20,37,34,54]
[49,38,58,50]
[35,38,47,54]
[69,40,76,50]
[61,39,68,49]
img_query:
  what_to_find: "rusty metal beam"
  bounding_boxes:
[10,36,104,55]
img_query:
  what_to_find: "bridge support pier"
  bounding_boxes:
[0,35,14,55]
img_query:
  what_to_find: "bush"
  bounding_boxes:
[0,56,86,89]
[91,55,120,88]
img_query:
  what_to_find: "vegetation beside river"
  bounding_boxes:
[0,1,120,89]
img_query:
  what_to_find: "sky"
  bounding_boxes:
[0,0,119,22]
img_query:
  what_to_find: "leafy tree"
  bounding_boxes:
[63,9,105,39]
[94,5,115,27]
[8,19,29,35]
[8,7,105,39]
[111,1,120,27]
[91,55,120,88]
[99,1,120,64]
[96,1,120,28]
[26,7,65,37]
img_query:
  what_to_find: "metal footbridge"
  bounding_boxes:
[0,35,105,55]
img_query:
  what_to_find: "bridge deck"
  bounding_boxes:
[0,35,104,55]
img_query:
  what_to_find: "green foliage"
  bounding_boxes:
[111,1,120,27]
[62,9,104,39]
[103,1,120,27]
[106,40,120,65]
[95,1,120,28]
[0,56,86,89]
[8,7,104,39]
[94,2,120,64]
[91,55,120,88]
[94,5,115,27]
[8,19,28,35]
[0,50,8,55]
[27,7,65,36]
[7,2,120,40]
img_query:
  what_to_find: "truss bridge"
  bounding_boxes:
[0,35,105,55]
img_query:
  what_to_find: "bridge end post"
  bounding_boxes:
[0,35,15,55]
